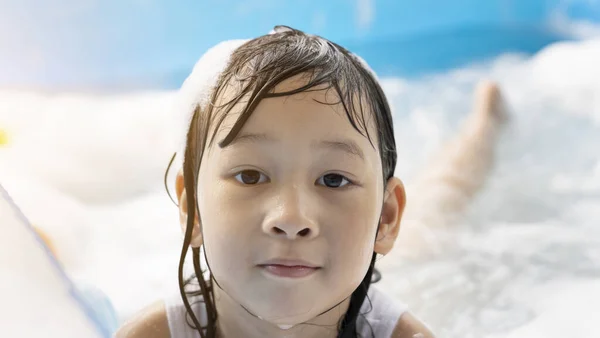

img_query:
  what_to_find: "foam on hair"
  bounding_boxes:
[173,39,249,166]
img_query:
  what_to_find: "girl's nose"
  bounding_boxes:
[262,186,319,240]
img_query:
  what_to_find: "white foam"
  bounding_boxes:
[0,89,179,203]
[376,37,600,337]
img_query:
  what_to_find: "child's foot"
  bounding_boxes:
[473,80,509,126]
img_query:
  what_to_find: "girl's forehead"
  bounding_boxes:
[212,74,379,143]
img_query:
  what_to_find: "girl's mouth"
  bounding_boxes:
[257,259,321,278]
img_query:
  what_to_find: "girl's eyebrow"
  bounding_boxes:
[317,139,365,161]
[220,132,274,148]
[223,132,365,161]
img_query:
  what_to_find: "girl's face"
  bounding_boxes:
[188,76,403,326]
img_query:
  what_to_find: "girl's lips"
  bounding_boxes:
[257,258,321,278]
[259,264,320,278]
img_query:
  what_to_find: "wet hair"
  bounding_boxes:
[171,26,397,338]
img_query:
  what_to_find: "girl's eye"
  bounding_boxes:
[234,170,269,185]
[317,173,351,188]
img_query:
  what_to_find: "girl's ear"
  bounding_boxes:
[175,170,203,248]
[374,177,406,255]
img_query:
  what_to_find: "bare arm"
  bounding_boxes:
[392,312,435,338]
[114,301,170,338]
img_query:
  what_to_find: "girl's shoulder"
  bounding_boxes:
[390,312,436,338]
[114,300,170,338]
[358,286,408,337]
[115,293,205,338]
[362,286,435,338]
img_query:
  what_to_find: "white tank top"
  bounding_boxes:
[165,285,408,338]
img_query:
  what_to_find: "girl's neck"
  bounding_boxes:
[213,286,349,338]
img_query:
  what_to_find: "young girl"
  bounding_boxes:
[117,26,435,338]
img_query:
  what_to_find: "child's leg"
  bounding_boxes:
[392,81,509,258]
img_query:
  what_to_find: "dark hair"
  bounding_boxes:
[174,26,397,338]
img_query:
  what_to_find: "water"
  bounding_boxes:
[1,38,599,337]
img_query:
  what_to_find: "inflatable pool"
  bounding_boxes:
[1,0,599,89]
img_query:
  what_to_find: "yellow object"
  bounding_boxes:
[33,226,58,259]
[0,129,8,146]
